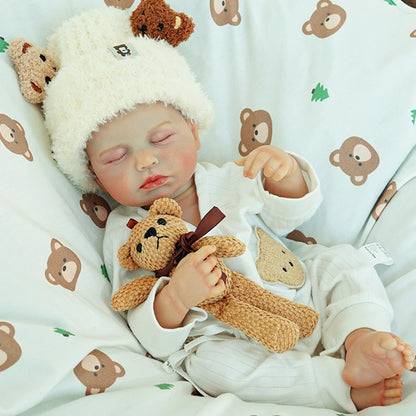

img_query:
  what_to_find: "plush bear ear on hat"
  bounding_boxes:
[8,38,59,104]
[130,0,194,47]
[118,242,139,271]
[148,198,182,218]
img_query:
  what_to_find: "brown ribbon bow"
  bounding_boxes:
[155,206,226,279]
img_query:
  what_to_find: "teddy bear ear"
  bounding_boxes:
[8,38,59,104]
[149,198,182,218]
[118,242,139,271]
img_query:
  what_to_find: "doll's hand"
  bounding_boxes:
[166,245,225,311]
[234,145,294,181]
[235,145,308,198]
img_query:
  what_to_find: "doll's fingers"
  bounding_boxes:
[210,273,226,296]
[263,160,283,180]
[243,151,270,179]
[234,157,246,166]
[199,254,218,275]
[192,245,217,264]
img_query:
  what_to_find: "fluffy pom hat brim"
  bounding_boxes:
[43,7,214,193]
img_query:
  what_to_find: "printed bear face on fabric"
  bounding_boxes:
[239,108,273,156]
[8,39,58,104]
[0,322,22,372]
[104,0,134,9]
[210,0,241,26]
[45,239,81,291]
[80,194,111,228]
[302,0,346,38]
[0,114,33,161]
[329,136,380,186]
[73,349,125,395]
[130,0,195,47]
[372,181,397,221]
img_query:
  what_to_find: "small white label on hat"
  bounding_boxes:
[109,43,138,60]
[359,242,393,267]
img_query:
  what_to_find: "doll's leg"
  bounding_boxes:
[183,337,355,413]
[230,272,318,338]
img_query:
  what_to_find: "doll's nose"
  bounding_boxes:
[135,151,158,172]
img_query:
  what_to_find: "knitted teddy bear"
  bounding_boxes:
[111,198,319,353]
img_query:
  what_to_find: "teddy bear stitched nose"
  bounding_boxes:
[137,24,147,35]
[144,227,157,239]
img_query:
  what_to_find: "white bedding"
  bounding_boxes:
[1,1,415,415]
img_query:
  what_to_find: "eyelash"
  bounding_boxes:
[151,133,172,144]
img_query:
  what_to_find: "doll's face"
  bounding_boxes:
[86,103,200,207]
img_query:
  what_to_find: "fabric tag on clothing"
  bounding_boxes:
[109,43,138,60]
[359,243,393,267]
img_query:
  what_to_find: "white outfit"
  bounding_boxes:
[103,157,393,413]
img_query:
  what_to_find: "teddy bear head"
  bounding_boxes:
[130,0,195,46]
[118,198,188,271]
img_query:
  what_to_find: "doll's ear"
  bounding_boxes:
[149,198,182,218]
[117,243,139,271]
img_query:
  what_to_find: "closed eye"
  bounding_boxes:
[101,148,127,164]
[150,132,173,144]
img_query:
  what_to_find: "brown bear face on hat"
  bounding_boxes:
[130,0,195,47]
[118,198,188,271]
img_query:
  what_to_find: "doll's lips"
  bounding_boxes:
[140,175,168,190]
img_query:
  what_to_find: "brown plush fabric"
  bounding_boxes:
[130,0,195,47]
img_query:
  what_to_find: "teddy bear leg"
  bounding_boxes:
[203,295,300,353]
[110,275,158,311]
[231,273,319,339]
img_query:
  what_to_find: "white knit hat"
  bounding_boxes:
[43,6,214,193]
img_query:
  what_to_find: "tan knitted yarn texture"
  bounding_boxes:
[112,198,318,353]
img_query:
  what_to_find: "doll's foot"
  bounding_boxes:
[342,330,415,388]
[351,375,403,410]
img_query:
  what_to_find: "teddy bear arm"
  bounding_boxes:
[110,275,158,311]
[203,294,299,353]
[192,236,245,258]
[230,272,319,339]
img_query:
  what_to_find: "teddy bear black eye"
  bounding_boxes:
[40,54,46,62]
[45,76,51,84]
[158,23,164,31]
[136,243,142,253]
[157,218,167,225]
